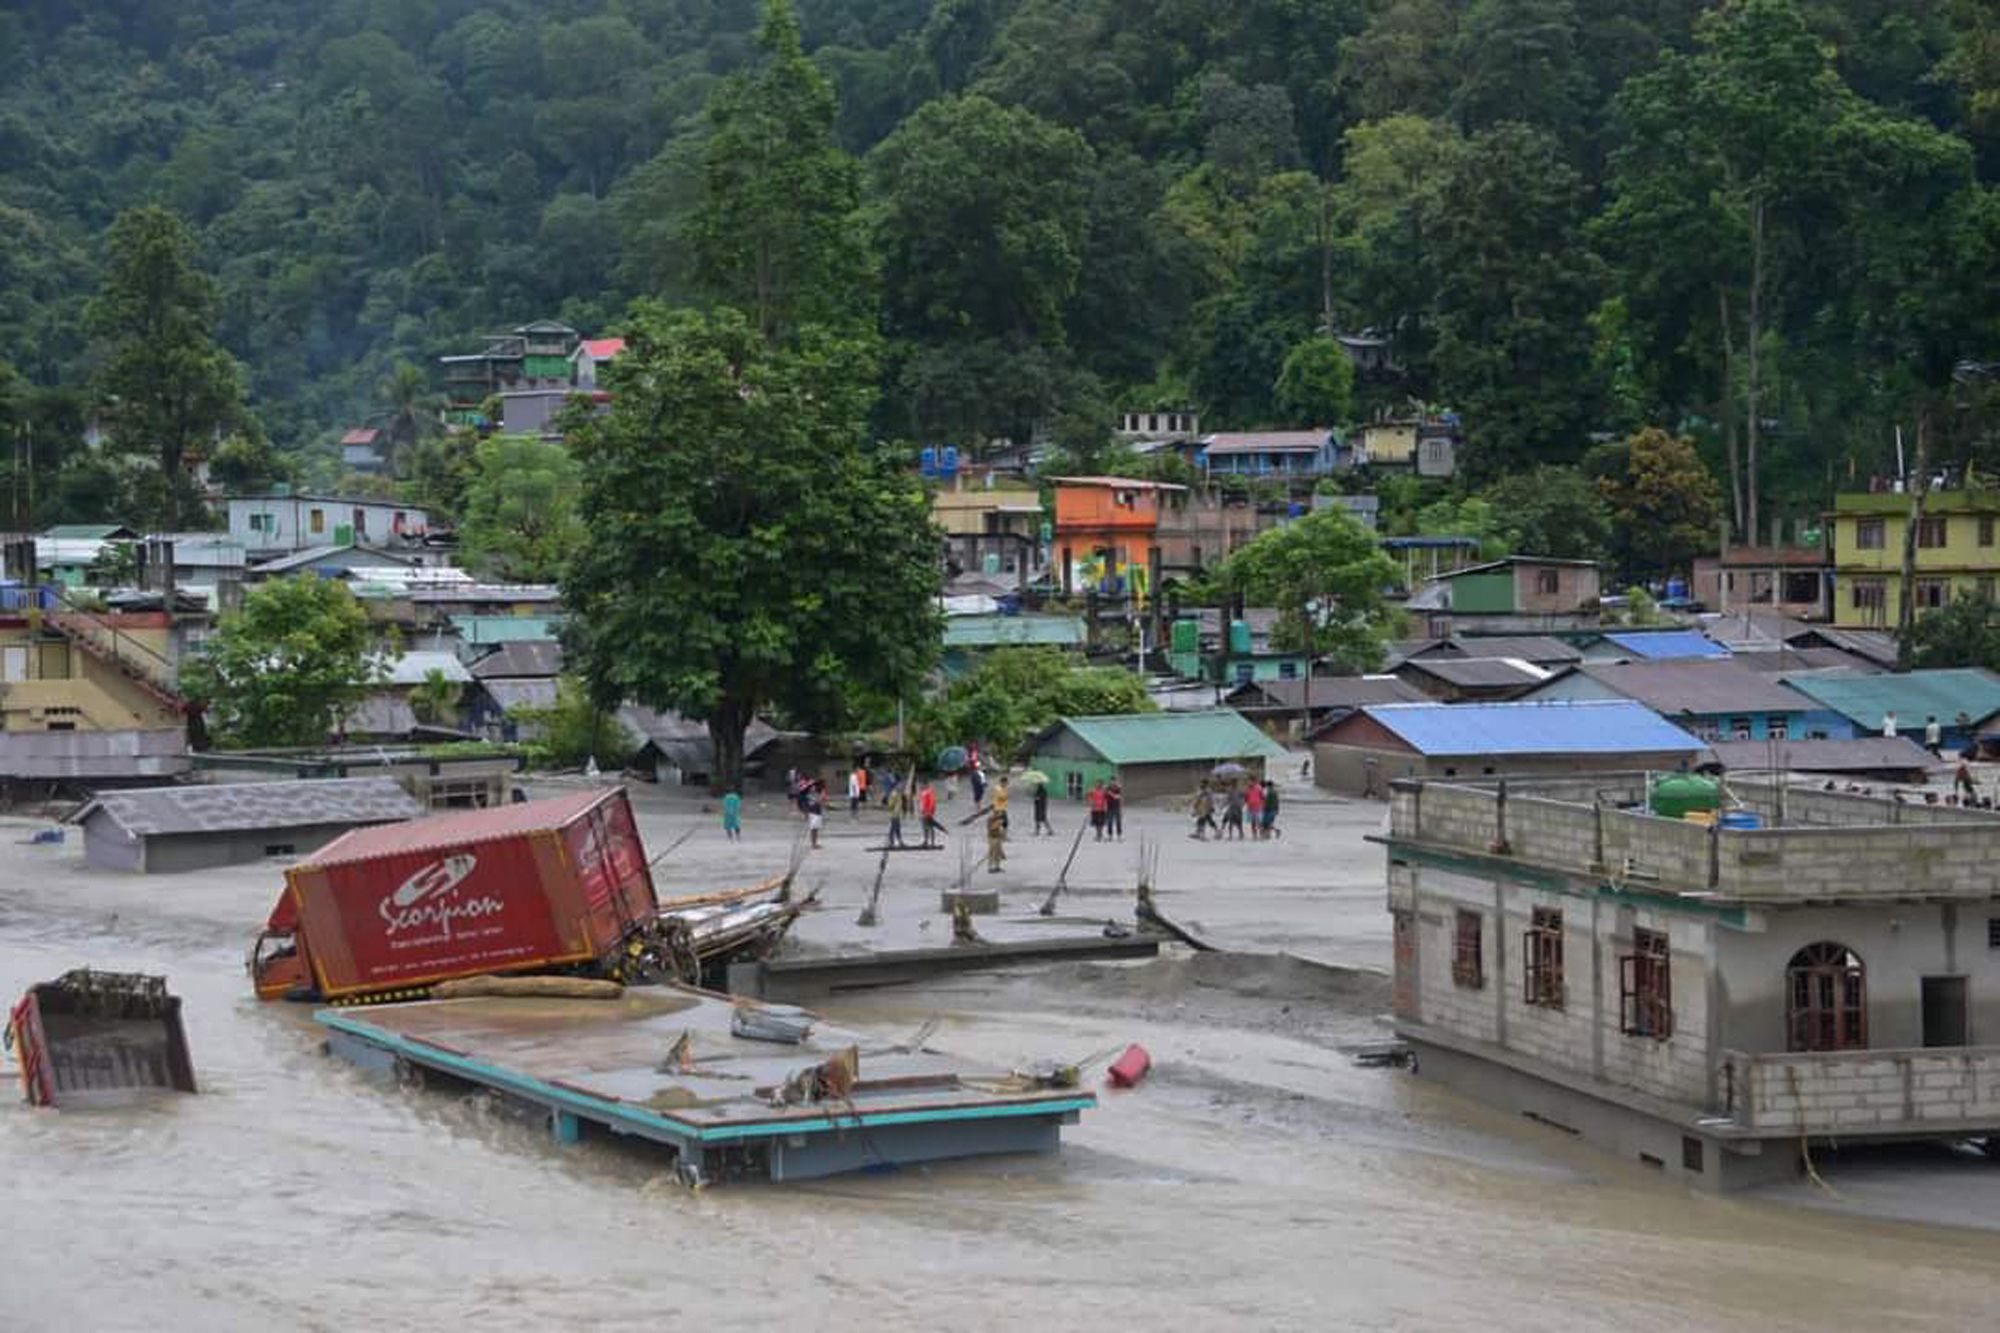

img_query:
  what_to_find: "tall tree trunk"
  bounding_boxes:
[1744,197,1766,550]
[1717,288,1744,536]
[1317,183,1335,336]
[708,699,750,795]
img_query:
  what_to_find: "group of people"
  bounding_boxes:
[1190,777,1280,841]
[1084,779,1125,841]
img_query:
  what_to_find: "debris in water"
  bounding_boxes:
[7,969,197,1107]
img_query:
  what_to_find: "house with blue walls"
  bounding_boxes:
[1201,430,1340,480]
[1518,658,1850,742]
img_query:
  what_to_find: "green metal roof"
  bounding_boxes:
[1779,668,2000,730]
[43,523,133,540]
[451,614,563,644]
[1041,710,1288,765]
[941,615,1086,649]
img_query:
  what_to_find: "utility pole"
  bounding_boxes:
[1895,416,1929,668]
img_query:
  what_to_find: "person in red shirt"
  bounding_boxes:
[1087,780,1110,841]
[1245,778,1266,840]
[919,783,942,848]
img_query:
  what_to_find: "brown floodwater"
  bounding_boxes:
[5,794,2000,1332]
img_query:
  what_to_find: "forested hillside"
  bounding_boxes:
[1,0,1995,541]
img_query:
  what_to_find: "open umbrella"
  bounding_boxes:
[936,745,969,773]
[1017,770,1051,788]
[1212,761,1249,780]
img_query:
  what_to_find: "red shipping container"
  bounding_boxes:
[254,788,658,1002]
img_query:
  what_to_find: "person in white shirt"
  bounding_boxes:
[1883,709,1898,739]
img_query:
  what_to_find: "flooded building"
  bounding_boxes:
[1383,774,2000,1189]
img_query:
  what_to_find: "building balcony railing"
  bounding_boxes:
[1720,1046,2000,1135]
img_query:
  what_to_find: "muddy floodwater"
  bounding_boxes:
[6,780,2000,1331]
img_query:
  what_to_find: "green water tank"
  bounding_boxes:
[1228,620,1253,655]
[1649,774,1721,819]
[1172,618,1200,654]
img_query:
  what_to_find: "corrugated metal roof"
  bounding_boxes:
[1599,630,1732,660]
[1226,676,1426,710]
[74,777,420,840]
[942,615,1086,649]
[1398,657,1551,688]
[468,641,564,679]
[343,694,418,736]
[1353,700,1705,757]
[1200,430,1330,455]
[481,678,559,713]
[1042,710,1288,765]
[1734,647,1881,675]
[1707,736,1936,774]
[302,788,617,866]
[1559,660,1817,715]
[386,651,473,685]
[450,614,563,645]
[1416,635,1582,664]
[1779,668,2000,731]
[251,544,421,575]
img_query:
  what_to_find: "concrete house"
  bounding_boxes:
[1026,710,1287,801]
[1313,700,1707,797]
[1200,430,1339,481]
[1828,485,2000,628]
[1519,659,1851,742]
[1391,656,1554,703]
[1414,557,1602,637]
[227,494,431,555]
[72,777,421,873]
[1384,773,2000,1189]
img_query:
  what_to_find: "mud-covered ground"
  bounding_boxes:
[3,776,2000,1331]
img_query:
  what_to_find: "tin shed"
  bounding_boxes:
[1026,710,1289,801]
[72,777,424,874]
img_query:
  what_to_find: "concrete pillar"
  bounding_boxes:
[1061,544,1073,597]
[551,1110,582,1145]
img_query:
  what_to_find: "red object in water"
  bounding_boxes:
[1106,1043,1151,1088]
[250,789,659,1003]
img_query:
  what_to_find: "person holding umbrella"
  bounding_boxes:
[1023,771,1055,835]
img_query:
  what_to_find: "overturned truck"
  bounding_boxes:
[252,788,799,1004]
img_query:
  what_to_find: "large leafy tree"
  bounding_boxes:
[84,206,253,528]
[1902,590,2000,672]
[919,647,1154,760]
[180,575,388,748]
[1212,507,1401,674]
[870,93,1095,444]
[689,0,870,342]
[1590,427,1725,580]
[1479,465,1614,563]
[1428,123,1605,480]
[459,434,583,582]
[564,305,941,791]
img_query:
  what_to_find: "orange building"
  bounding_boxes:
[1048,476,1187,597]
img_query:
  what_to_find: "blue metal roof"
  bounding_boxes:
[1358,700,1706,757]
[1599,630,1731,661]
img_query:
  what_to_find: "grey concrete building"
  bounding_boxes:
[1384,773,2000,1190]
[72,778,423,873]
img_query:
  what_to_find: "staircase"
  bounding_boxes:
[44,599,189,716]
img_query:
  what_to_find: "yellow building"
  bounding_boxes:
[1830,489,2000,628]
[931,477,1046,585]
[0,607,186,733]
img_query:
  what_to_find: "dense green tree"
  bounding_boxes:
[1451,0,1590,137]
[1480,465,1615,563]
[1212,507,1401,673]
[1428,124,1605,480]
[459,434,584,582]
[409,668,464,728]
[1901,590,2000,672]
[564,305,941,791]
[377,363,444,465]
[871,93,1095,445]
[180,575,388,748]
[690,0,871,342]
[83,206,254,528]
[1591,427,1725,579]
[1274,336,1356,426]
[916,646,1154,760]
[509,676,638,770]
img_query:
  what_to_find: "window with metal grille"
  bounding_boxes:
[1987,917,2000,949]
[1536,568,1560,595]
[1855,518,1885,550]
[1982,516,1996,548]
[1918,516,1949,548]
[1915,578,1951,610]
[1621,927,1673,1039]
[1453,909,1483,989]
[1523,907,1564,1008]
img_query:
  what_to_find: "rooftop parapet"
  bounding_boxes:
[1387,774,2000,904]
